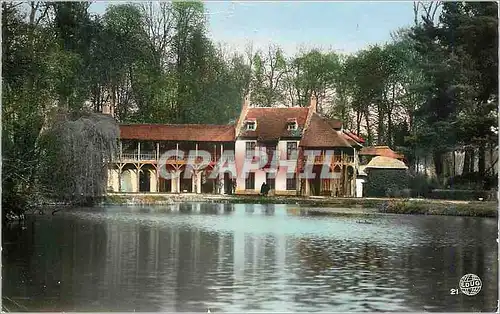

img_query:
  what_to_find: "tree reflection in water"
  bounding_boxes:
[2,206,497,312]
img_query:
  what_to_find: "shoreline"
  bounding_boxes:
[101,193,498,218]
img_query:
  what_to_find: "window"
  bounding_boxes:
[266,172,275,190]
[286,174,296,190]
[287,121,297,130]
[286,142,298,160]
[245,172,255,190]
[265,145,277,167]
[246,121,256,131]
[245,141,256,159]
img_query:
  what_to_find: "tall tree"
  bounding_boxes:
[250,45,288,107]
[440,2,498,176]
[409,1,498,180]
[2,2,57,213]
[287,49,341,109]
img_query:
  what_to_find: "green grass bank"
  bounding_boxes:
[102,193,497,218]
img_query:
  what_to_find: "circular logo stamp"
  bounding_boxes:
[459,274,482,296]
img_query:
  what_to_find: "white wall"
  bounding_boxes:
[171,171,180,193]
[356,178,365,197]
[235,139,299,193]
[191,171,202,194]
[149,169,157,192]
[235,139,255,191]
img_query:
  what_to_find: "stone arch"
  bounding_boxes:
[121,169,133,192]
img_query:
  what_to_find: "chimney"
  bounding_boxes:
[235,92,251,137]
[303,93,318,132]
[309,93,317,113]
[102,103,115,117]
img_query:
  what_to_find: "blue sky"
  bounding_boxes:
[89,1,416,56]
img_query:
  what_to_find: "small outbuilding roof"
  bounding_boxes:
[364,156,408,170]
[359,146,404,160]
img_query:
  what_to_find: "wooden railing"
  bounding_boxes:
[344,155,355,164]
[113,151,234,163]
[119,152,156,161]
[307,153,355,165]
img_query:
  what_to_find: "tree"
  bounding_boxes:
[100,4,150,122]
[439,2,498,176]
[409,1,498,180]
[38,112,119,205]
[2,2,58,216]
[250,45,288,107]
[287,49,341,109]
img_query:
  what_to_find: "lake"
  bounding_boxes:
[2,203,498,312]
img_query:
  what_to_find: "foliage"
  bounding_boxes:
[408,173,440,197]
[379,199,496,217]
[447,173,498,190]
[2,2,59,218]
[38,112,119,204]
[428,189,495,202]
[364,169,410,197]
[409,2,498,179]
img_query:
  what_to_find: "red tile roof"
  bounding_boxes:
[328,119,343,130]
[238,107,309,140]
[342,130,365,147]
[345,130,365,144]
[359,146,404,159]
[343,133,362,147]
[119,124,235,142]
[300,113,352,148]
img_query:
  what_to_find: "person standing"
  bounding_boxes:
[260,182,267,196]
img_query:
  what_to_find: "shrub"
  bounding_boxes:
[400,188,412,198]
[365,169,409,197]
[385,187,403,198]
[409,173,440,198]
[429,189,494,201]
[385,187,394,198]
[103,195,127,204]
[377,199,496,217]
[448,173,498,190]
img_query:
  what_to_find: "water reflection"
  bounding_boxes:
[2,204,497,312]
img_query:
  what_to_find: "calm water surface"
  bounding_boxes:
[2,203,498,312]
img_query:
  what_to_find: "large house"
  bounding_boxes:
[107,95,366,197]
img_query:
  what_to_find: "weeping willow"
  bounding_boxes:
[39,112,119,205]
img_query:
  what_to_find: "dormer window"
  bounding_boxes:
[287,119,297,131]
[246,120,256,131]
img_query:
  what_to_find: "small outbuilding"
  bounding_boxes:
[363,156,409,197]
